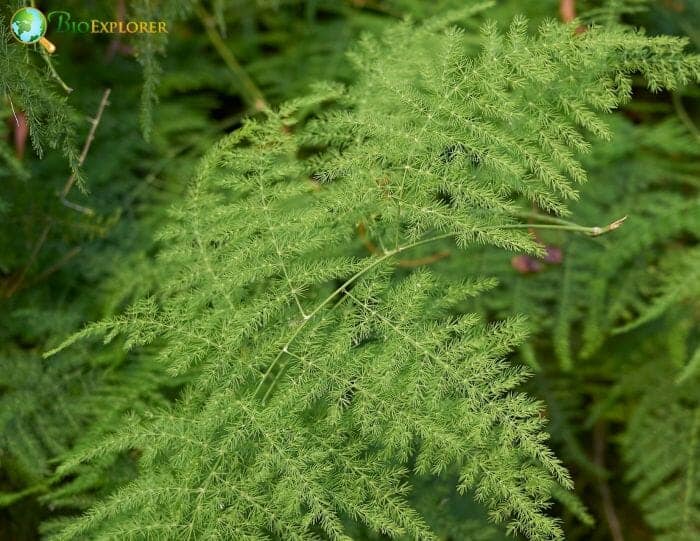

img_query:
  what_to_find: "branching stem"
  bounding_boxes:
[257,215,626,401]
[4,89,111,298]
[513,212,627,236]
[60,88,111,214]
[41,50,73,93]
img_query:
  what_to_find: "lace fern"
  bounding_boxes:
[45,11,699,541]
[622,354,700,541]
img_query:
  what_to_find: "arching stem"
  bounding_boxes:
[256,215,628,401]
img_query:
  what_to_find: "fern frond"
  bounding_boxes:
[0,17,79,175]
[624,368,700,541]
[49,95,573,539]
[130,0,197,141]
[45,10,700,541]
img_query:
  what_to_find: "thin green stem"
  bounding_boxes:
[512,211,627,235]
[195,5,268,112]
[41,50,73,94]
[5,90,19,127]
[255,247,393,402]
[60,88,111,213]
[256,215,627,402]
[512,210,581,227]
[0,483,48,507]
[500,218,627,236]
[673,92,700,141]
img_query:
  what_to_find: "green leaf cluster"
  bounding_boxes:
[1,1,699,540]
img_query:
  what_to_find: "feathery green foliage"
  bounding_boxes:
[1,1,700,539]
[623,361,700,541]
[0,15,78,178]
[47,99,568,541]
[41,10,700,540]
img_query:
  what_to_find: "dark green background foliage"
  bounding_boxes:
[0,0,698,540]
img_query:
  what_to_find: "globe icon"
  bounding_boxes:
[10,7,47,44]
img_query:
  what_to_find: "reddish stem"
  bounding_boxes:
[12,111,28,160]
[560,0,577,23]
